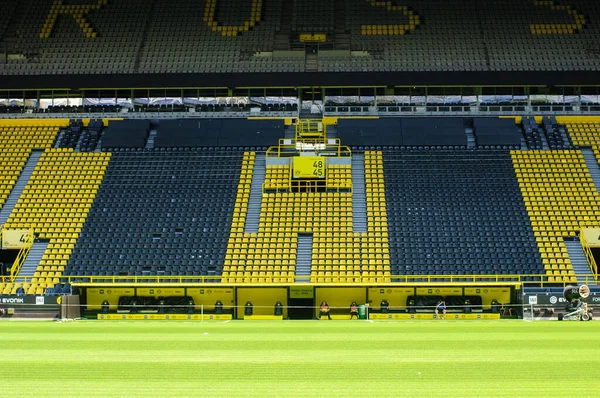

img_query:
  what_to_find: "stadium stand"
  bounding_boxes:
[100,120,149,150]
[511,149,600,283]
[341,0,484,73]
[292,0,334,34]
[3,148,110,294]
[481,0,596,72]
[539,117,572,150]
[1,0,145,75]
[79,119,104,152]
[2,0,600,324]
[0,0,18,39]
[564,118,600,157]
[1,0,600,76]
[564,119,600,161]
[2,117,599,295]
[222,150,390,283]
[472,118,522,148]
[522,117,545,150]
[55,121,83,149]
[383,150,544,280]
[0,115,599,322]
[138,0,305,74]
[65,149,242,281]
[0,123,60,211]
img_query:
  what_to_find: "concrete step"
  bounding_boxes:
[564,239,593,284]
[245,154,266,233]
[14,242,49,282]
[295,236,313,279]
[351,154,368,233]
[465,127,476,149]
[146,129,157,149]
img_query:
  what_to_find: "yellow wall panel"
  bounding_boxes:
[368,287,414,310]
[87,287,135,310]
[187,287,235,311]
[236,287,288,318]
[316,287,366,316]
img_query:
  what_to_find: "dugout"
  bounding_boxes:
[78,283,518,320]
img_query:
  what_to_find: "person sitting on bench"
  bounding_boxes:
[435,300,446,319]
[380,299,389,314]
[350,301,359,319]
[319,301,332,320]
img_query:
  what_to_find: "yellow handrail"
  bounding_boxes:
[51,273,596,287]
[579,231,598,283]
[296,119,326,142]
[266,139,352,158]
[10,228,35,282]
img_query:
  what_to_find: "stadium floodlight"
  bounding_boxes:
[557,285,592,321]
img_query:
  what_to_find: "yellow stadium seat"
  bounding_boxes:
[223,151,390,283]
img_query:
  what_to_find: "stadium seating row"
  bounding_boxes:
[383,150,544,278]
[3,119,600,292]
[3,148,110,294]
[511,149,600,282]
[222,151,391,283]
[1,0,599,75]
[65,150,243,280]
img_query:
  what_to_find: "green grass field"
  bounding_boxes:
[1,320,599,397]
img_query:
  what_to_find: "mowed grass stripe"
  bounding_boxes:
[0,320,598,397]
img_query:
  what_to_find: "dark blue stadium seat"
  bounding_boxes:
[65,150,243,279]
[383,150,544,276]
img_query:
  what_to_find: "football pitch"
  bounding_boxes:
[1,320,599,397]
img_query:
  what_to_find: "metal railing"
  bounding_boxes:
[323,104,600,117]
[2,273,595,286]
[296,119,326,141]
[9,228,35,282]
[266,138,352,158]
[579,232,598,283]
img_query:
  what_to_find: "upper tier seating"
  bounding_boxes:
[65,150,243,281]
[511,149,600,283]
[340,0,485,73]
[0,0,18,39]
[292,0,334,33]
[1,0,599,75]
[3,148,110,294]
[481,0,598,72]
[138,0,304,74]
[383,150,544,280]
[1,0,146,75]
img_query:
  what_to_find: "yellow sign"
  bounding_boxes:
[97,314,233,321]
[368,287,414,309]
[293,156,325,179]
[87,288,135,310]
[582,228,600,247]
[137,288,185,297]
[2,229,32,249]
[370,313,501,320]
[290,286,314,299]
[243,315,283,320]
[416,287,462,296]
[299,34,327,42]
[464,287,510,309]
